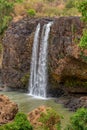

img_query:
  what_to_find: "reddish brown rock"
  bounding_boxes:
[28,106,50,128]
[0,94,18,125]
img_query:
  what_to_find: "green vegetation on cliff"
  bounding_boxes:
[13,0,79,17]
[0,112,33,130]
[0,0,81,34]
[65,108,87,130]
[77,0,87,49]
[65,79,87,88]
[39,108,61,130]
[27,9,36,17]
[0,0,22,34]
[77,0,87,22]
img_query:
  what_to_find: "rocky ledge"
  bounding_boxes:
[0,94,18,125]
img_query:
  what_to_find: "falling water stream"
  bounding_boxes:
[29,22,53,98]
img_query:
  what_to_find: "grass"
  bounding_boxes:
[14,0,80,17]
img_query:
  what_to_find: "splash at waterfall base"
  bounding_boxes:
[2,17,87,97]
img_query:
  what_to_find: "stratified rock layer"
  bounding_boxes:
[0,94,18,125]
[2,16,87,94]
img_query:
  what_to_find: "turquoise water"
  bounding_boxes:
[0,91,73,129]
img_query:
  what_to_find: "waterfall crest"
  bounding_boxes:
[29,22,53,98]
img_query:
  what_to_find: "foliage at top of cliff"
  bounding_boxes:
[77,0,87,22]
[77,0,87,49]
[0,0,83,34]
[14,0,79,17]
[0,0,22,34]
[0,0,79,35]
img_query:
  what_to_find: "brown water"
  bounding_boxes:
[0,91,73,129]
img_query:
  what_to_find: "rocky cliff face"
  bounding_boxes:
[2,16,87,94]
[48,17,87,94]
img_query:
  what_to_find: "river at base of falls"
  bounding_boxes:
[0,91,73,130]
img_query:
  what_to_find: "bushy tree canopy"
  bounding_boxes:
[0,0,22,34]
[77,0,87,49]
[77,0,87,22]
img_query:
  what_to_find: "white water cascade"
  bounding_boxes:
[29,22,53,98]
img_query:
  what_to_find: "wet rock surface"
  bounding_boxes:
[0,94,18,125]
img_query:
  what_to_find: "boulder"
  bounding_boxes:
[0,94,18,125]
[64,96,87,111]
[28,105,60,130]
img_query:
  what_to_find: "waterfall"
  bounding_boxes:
[29,23,40,95]
[29,22,53,98]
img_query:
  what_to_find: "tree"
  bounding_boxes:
[27,9,36,17]
[77,0,87,22]
[77,0,87,49]
[65,108,87,130]
[0,0,22,34]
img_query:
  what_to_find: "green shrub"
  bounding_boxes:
[0,0,23,34]
[0,112,33,130]
[14,112,33,130]
[65,108,87,130]
[39,108,61,130]
[77,0,87,22]
[77,0,87,49]
[27,9,36,17]
[79,30,87,49]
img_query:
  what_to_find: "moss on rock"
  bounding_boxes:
[65,78,87,88]
[20,73,29,87]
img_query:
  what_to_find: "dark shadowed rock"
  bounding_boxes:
[55,95,87,111]
[64,96,87,111]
